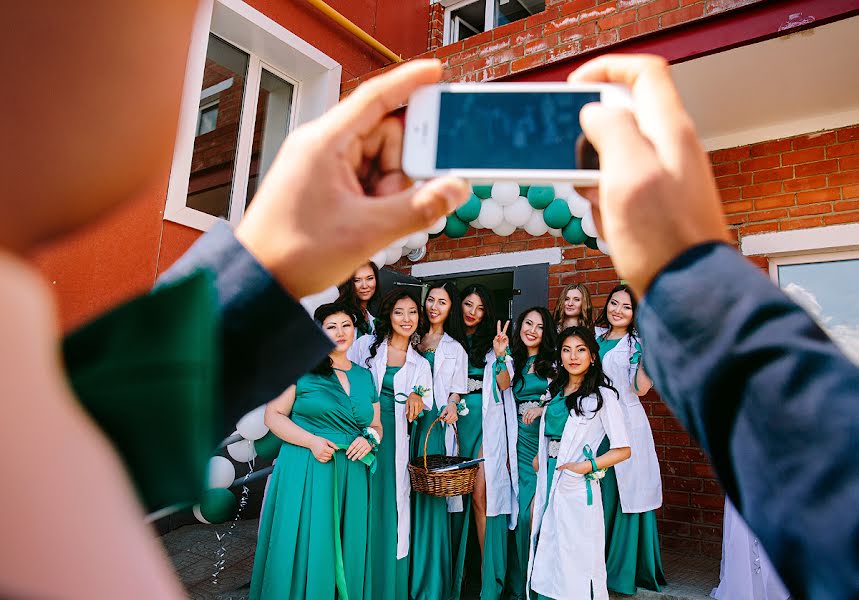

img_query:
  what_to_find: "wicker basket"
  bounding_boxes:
[408,417,479,497]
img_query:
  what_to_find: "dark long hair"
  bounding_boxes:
[418,281,467,350]
[510,306,557,390]
[460,284,496,369]
[366,289,421,367]
[337,262,380,334]
[594,284,639,352]
[548,326,617,416]
[310,302,357,376]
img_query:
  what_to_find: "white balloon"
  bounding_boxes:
[227,436,257,463]
[478,199,504,229]
[581,210,598,238]
[401,245,412,257]
[193,504,211,524]
[470,218,484,229]
[392,236,409,249]
[596,238,611,255]
[491,182,520,206]
[426,216,447,235]
[370,250,387,269]
[385,246,402,265]
[548,227,563,237]
[299,286,339,316]
[503,196,533,227]
[524,211,550,237]
[405,231,429,250]
[206,456,236,489]
[567,189,591,218]
[236,405,269,441]
[492,222,517,236]
[553,182,574,200]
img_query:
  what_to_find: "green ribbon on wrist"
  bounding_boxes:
[492,348,510,404]
[582,444,599,506]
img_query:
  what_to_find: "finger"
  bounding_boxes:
[496,320,502,336]
[503,320,510,335]
[579,104,659,189]
[361,117,404,175]
[326,59,443,137]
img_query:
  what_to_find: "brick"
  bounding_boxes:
[753,166,794,183]
[637,0,680,20]
[711,146,750,162]
[713,162,739,177]
[558,21,599,43]
[741,181,783,198]
[691,462,716,478]
[690,493,725,510]
[784,175,827,192]
[654,431,693,446]
[581,29,620,52]
[715,173,752,188]
[828,140,859,158]
[579,2,617,23]
[792,131,837,149]
[619,16,660,39]
[597,8,637,29]
[494,18,527,38]
[790,203,831,217]
[797,188,840,204]
[660,3,705,27]
[837,125,859,142]
[462,30,493,50]
[691,524,723,541]
[435,41,463,59]
[845,184,859,199]
[835,199,859,211]
[740,155,780,172]
[586,269,619,282]
[782,147,826,165]
[446,46,481,67]
[829,169,859,187]
[478,38,511,57]
[740,222,779,235]
[749,139,791,157]
[546,41,581,62]
[723,200,752,214]
[795,159,838,177]
[511,53,546,73]
[525,35,553,55]
[525,5,561,28]
[660,519,691,536]
[839,155,859,171]
[781,216,823,231]
[748,208,789,222]
[719,187,741,202]
[513,27,541,46]
[561,0,599,15]
[824,211,859,225]
[663,475,703,492]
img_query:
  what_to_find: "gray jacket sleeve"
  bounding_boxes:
[637,242,859,600]
[159,222,332,430]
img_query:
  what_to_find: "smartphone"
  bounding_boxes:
[402,82,631,185]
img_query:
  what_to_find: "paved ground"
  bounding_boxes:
[161,519,719,600]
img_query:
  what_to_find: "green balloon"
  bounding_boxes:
[444,215,469,238]
[543,199,572,229]
[585,236,599,250]
[429,232,442,239]
[255,431,283,462]
[472,185,493,199]
[562,217,588,245]
[518,184,530,197]
[527,186,555,210]
[455,194,481,223]
[200,488,237,524]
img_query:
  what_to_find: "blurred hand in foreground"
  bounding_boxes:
[570,54,730,296]
[237,59,470,299]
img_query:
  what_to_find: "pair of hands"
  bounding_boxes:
[309,435,373,462]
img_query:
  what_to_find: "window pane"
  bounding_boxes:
[451,0,486,42]
[495,0,544,27]
[186,34,249,219]
[245,69,295,208]
[197,104,219,136]
[778,258,859,364]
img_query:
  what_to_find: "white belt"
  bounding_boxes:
[517,401,541,416]
[467,378,482,392]
[548,440,561,458]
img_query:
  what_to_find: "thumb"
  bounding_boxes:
[579,104,656,173]
[325,439,339,450]
[361,176,470,245]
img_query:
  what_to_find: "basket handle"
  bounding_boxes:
[423,417,461,471]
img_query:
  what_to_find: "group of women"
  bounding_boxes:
[248,263,666,600]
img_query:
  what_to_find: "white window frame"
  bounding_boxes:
[165,0,341,231]
[196,100,220,137]
[767,249,859,284]
[411,247,562,277]
[441,0,543,45]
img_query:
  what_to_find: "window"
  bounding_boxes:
[444,0,545,44]
[166,0,341,231]
[770,251,859,365]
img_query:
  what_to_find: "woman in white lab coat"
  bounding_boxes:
[594,284,665,594]
[410,281,469,600]
[528,326,631,600]
[349,290,432,600]
[338,262,379,337]
[450,284,518,600]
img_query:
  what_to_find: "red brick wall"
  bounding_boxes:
[398,122,859,556]
[429,2,445,51]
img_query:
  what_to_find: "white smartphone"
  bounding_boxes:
[402,82,631,185]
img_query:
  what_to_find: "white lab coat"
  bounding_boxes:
[711,499,791,600]
[527,389,630,600]
[596,327,662,513]
[448,351,518,528]
[349,334,433,559]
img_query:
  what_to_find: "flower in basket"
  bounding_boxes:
[457,397,469,416]
[362,427,381,449]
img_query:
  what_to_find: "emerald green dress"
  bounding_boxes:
[451,339,508,600]
[250,364,377,600]
[506,356,549,599]
[597,337,666,594]
[410,350,453,600]
[369,365,409,599]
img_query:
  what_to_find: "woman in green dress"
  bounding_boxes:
[411,281,469,600]
[250,302,382,600]
[451,284,518,600]
[594,285,666,594]
[350,290,432,600]
[501,306,557,599]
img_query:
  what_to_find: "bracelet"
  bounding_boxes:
[362,427,381,449]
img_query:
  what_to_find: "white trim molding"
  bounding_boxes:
[165,0,341,232]
[411,247,563,277]
[741,223,859,257]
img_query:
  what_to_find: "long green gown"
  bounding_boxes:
[410,350,453,600]
[505,356,549,600]
[250,364,377,600]
[597,337,666,595]
[368,365,410,599]
[451,339,508,600]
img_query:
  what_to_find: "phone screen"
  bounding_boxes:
[436,91,600,171]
